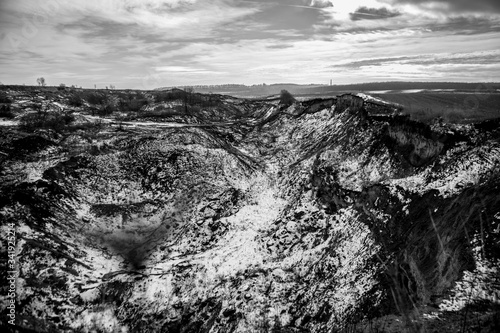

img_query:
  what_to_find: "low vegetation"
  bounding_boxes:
[0,104,14,118]
[68,93,84,107]
[0,91,13,118]
[0,91,12,103]
[19,110,75,132]
[156,89,219,107]
[64,90,151,116]
[84,91,109,106]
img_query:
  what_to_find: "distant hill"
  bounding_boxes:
[158,81,500,98]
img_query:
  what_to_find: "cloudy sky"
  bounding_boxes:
[0,0,499,88]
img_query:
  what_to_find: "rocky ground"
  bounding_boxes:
[0,87,499,332]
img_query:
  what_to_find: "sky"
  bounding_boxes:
[0,0,499,89]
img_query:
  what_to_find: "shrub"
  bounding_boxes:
[84,92,107,105]
[79,92,118,116]
[68,93,84,107]
[189,105,202,114]
[19,111,75,132]
[66,120,105,133]
[0,104,14,118]
[0,92,12,103]
[279,89,295,106]
[119,98,149,112]
[97,102,115,116]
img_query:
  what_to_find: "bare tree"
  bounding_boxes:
[36,77,46,87]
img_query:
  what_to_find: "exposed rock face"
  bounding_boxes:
[1,88,499,332]
[336,93,365,112]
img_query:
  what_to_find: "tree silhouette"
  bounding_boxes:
[36,77,46,86]
[279,89,295,106]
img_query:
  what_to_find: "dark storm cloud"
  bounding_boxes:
[386,0,500,13]
[350,6,401,21]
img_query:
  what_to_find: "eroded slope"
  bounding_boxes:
[0,92,499,332]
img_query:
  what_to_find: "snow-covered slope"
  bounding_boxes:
[1,89,499,332]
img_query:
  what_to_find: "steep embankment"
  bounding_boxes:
[0,92,499,332]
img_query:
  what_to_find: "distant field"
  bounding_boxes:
[167,82,500,99]
[372,93,500,123]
